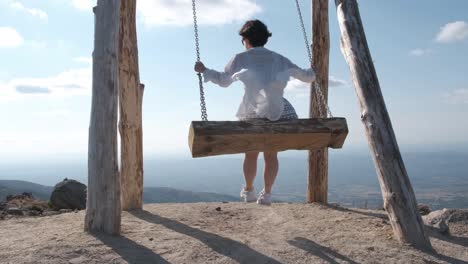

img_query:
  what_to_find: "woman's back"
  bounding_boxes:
[231,47,292,87]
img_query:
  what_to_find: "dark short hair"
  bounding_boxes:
[239,20,272,47]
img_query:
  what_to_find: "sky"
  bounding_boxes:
[0,0,467,161]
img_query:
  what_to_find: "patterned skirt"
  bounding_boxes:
[242,98,298,121]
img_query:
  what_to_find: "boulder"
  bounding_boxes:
[50,179,86,210]
[422,208,468,235]
[6,207,23,216]
[417,204,431,216]
[423,208,455,225]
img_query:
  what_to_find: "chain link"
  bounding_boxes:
[192,0,208,121]
[294,0,333,118]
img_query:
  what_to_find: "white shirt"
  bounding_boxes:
[203,47,316,121]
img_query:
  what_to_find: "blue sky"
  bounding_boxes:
[0,0,467,161]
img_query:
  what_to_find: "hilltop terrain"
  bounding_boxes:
[0,203,467,264]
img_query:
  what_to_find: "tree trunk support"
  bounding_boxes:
[119,0,144,211]
[335,0,432,250]
[308,0,330,204]
[85,0,122,235]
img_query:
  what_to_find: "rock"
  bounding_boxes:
[434,219,449,235]
[59,209,73,214]
[448,209,468,224]
[423,208,456,235]
[42,211,60,217]
[6,192,34,202]
[215,207,222,211]
[417,204,431,216]
[7,207,23,216]
[50,179,87,210]
[26,210,41,217]
[423,209,454,225]
[28,205,45,213]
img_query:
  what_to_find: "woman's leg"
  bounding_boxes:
[263,151,279,193]
[243,152,259,191]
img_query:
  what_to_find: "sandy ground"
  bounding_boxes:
[0,203,467,264]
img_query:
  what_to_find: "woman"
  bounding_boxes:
[194,20,316,205]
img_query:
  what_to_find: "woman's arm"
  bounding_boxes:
[282,57,316,83]
[288,67,316,83]
[194,55,239,88]
[203,68,235,88]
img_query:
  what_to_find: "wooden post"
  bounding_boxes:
[85,0,121,235]
[119,0,144,211]
[335,0,432,250]
[308,0,330,203]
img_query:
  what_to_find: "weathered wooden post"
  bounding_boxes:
[119,0,144,211]
[308,0,330,203]
[335,0,432,249]
[85,0,122,235]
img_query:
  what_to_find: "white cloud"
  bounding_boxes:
[16,85,51,94]
[74,57,92,64]
[0,66,91,99]
[137,0,262,27]
[436,21,468,43]
[444,89,468,105]
[9,1,48,21]
[26,40,48,49]
[285,79,308,92]
[409,48,433,57]
[329,76,347,87]
[0,27,24,48]
[69,0,262,27]
[285,76,347,92]
[71,0,94,11]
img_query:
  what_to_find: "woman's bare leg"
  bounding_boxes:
[243,152,259,191]
[263,151,279,193]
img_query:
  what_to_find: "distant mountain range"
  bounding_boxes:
[0,180,53,201]
[0,180,238,203]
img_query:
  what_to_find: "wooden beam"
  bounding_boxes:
[335,0,432,250]
[85,0,121,235]
[119,0,144,211]
[308,0,330,204]
[189,118,348,158]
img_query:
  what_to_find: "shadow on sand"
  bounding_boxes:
[130,210,282,264]
[326,204,468,264]
[288,237,358,264]
[92,233,171,264]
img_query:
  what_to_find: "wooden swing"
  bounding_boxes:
[188,0,348,158]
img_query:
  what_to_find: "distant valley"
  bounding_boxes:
[0,180,238,204]
[1,150,467,210]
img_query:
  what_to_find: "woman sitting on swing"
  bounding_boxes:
[194,20,316,205]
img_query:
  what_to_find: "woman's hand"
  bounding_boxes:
[194,61,206,73]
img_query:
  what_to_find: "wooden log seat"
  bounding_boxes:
[189,118,348,158]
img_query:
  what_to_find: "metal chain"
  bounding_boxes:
[192,0,208,121]
[294,0,333,118]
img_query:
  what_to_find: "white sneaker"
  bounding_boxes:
[240,187,257,203]
[257,190,272,206]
